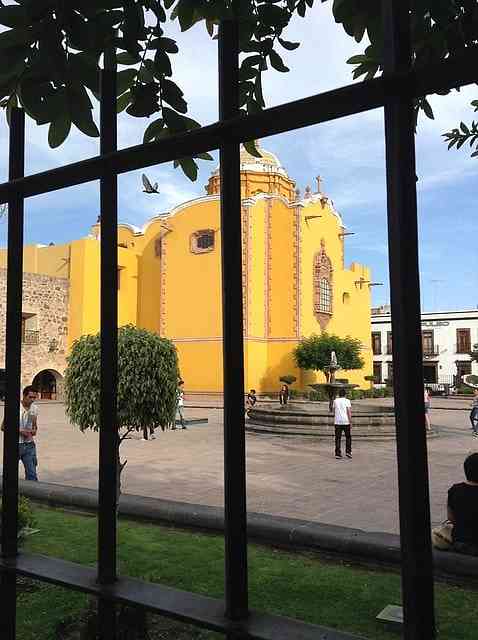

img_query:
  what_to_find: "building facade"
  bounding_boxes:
[0,143,373,395]
[0,269,69,398]
[371,305,478,388]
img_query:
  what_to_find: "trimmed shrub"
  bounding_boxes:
[0,495,36,544]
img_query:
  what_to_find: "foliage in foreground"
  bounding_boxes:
[65,324,179,436]
[0,1,476,170]
[294,333,364,377]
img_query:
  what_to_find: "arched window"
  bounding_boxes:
[313,239,333,329]
[319,278,331,313]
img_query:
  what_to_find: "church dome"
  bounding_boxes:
[206,140,295,200]
[211,140,289,178]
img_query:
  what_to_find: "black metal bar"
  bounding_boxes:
[0,107,25,640]
[0,553,365,640]
[382,1,436,639]
[97,45,119,639]
[219,20,249,622]
[0,46,477,204]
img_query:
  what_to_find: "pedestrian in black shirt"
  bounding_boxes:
[447,452,478,555]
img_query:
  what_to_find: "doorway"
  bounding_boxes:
[32,370,61,400]
[423,363,437,384]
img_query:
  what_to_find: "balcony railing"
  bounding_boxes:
[22,330,39,345]
[422,344,439,357]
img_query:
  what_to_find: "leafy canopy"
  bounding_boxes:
[294,333,364,374]
[0,0,476,174]
[336,0,478,158]
[64,324,179,433]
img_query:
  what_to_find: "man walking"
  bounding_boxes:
[175,379,186,430]
[1,385,39,481]
[333,388,352,459]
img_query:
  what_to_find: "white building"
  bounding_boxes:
[371,305,478,389]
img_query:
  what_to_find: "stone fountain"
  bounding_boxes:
[247,350,395,438]
[308,350,358,412]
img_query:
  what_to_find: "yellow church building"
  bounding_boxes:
[0,142,372,396]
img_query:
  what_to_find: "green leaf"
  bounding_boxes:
[48,115,72,149]
[154,49,172,77]
[269,50,289,73]
[117,69,136,96]
[460,122,470,135]
[117,90,132,113]
[69,53,100,94]
[68,85,99,137]
[422,98,434,120]
[196,152,213,161]
[156,37,179,54]
[346,54,369,65]
[161,78,187,113]
[243,140,261,158]
[177,157,198,181]
[162,107,200,132]
[126,82,159,117]
[278,37,300,51]
[143,117,164,143]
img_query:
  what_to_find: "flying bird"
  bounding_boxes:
[142,173,159,194]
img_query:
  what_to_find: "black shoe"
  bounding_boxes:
[346,453,352,459]
[335,454,342,459]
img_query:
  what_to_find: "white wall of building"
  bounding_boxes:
[371,309,478,387]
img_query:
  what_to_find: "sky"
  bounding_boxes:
[0,3,476,313]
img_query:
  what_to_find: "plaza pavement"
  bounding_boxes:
[1,397,477,535]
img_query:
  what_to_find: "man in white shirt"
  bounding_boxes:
[175,379,186,430]
[1,385,39,480]
[333,388,352,459]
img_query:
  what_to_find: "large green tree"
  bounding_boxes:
[64,324,179,492]
[0,1,476,175]
[294,333,365,381]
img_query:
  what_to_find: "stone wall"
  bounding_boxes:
[0,268,69,397]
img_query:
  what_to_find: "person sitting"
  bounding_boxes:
[447,452,478,555]
[246,389,257,414]
[279,384,289,406]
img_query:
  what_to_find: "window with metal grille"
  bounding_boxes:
[319,278,331,313]
[191,230,215,253]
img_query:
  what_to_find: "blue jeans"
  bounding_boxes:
[19,442,38,481]
[176,406,185,428]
